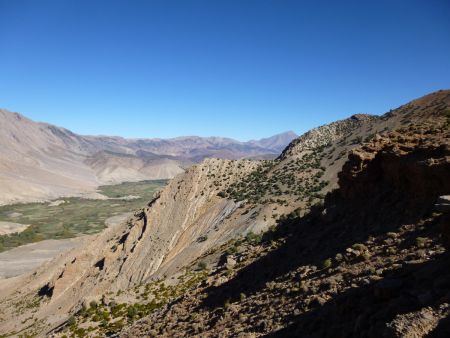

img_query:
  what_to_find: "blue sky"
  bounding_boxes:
[0,1,449,140]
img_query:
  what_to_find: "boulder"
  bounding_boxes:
[225,256,237,270]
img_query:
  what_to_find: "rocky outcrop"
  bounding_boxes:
[334,124,450,226]
[278,113,377,159]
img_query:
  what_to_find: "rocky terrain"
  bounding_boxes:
[124,113,450,337]
[0,90,448,337]
[0,109,296,205]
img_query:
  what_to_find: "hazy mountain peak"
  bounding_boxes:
[248,130,298,152]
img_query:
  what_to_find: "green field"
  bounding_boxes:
[0,180,167,253]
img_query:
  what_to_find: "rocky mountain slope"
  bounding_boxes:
[0,109,296,205]
[0,90,448,337]
[124,107,450,337]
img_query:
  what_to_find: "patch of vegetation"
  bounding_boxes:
[222,145,330,206]
[245,231,263,245]
[415,237,428,248]
[197,261,207,270]
[63,270,208,337]
[0,180,167,252]
[352,243,368,253]
[321,258,332,269]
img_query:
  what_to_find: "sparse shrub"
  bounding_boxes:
[197,235,208,243]
[386,247,396,255]
[127,305,137,319]
[226,244,238,255]
[364,134,375,142]
[245,231,263,245]
[197,261,207,270]
[67,316,76,327]
[352,136,363,144]
[73,327,86,337]
[352,243,368,253]
[386,232,397,239]
[217,191,226,198]
[416,237,427,248]
[362,252,371,261]
[322,258,332,269]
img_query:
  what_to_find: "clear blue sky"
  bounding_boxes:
[1,1,449,140]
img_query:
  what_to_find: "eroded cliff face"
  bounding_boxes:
[334,123,450,226]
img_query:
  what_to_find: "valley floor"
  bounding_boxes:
[0,212,132,280]
[0,237,83,280]
[0,180,166,253]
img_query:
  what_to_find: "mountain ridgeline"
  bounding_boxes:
[0,109,296,205]
[0,90,449,337]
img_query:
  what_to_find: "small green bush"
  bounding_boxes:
[352,243,368,253]
[67,316,76,327]
[127,305,137,319]
[322,258,332,269]
[416,237,427,248]
[197,261,207,270]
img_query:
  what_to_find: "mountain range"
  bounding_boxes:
[0,90,449,337]
[0,109,297,205]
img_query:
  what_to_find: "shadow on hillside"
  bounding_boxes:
[264,252,450,337]
[200,197,441,310]
[199,144,450,314]
[428,314,450,338]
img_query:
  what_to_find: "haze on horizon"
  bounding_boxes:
[0,0,449,140]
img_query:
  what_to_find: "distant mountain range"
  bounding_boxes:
[0,108,297,204]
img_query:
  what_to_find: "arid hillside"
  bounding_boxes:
[124,107,450,337]
[0,90,448,337]
[0,109,296,205]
